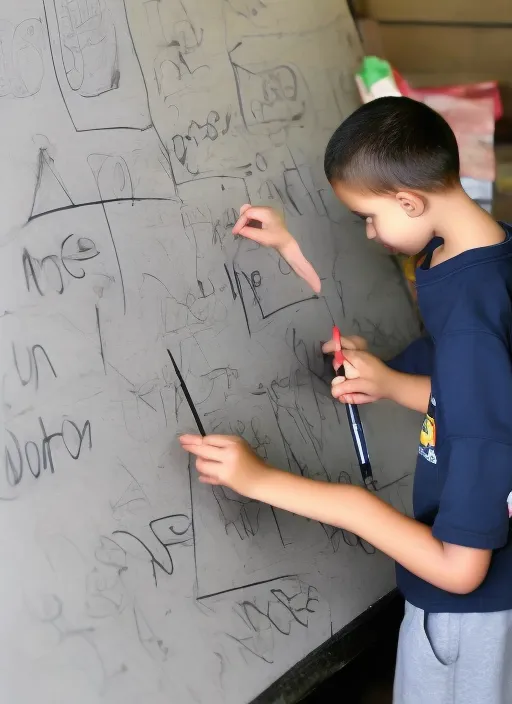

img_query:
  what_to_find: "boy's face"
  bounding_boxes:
[331,181,435,256]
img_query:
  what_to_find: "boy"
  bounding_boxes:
[180,97,512,703]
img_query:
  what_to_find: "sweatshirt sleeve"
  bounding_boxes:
[387,336,434,377]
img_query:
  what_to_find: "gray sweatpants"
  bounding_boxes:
[394,601,512,704]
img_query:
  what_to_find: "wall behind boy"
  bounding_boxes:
[356,0,512,140]
[0,1,420,702]
[360,0,511,24]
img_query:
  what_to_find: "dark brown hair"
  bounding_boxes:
[324,96,460,193]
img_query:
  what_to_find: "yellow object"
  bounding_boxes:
[496,163,512,195]
[402,253,425,282]
[420,414,436,448]
[402,255,418,284]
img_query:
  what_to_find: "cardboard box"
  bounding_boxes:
[380,25,512,77]
[353,18,512,142]
[359,0,512,24]
[404,73,512,143]
[356,18,386,57]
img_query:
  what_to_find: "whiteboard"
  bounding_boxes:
[0,1,420,702]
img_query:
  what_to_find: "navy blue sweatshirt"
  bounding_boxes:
[391,225,512,612]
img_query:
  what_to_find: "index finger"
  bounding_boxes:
[181,443,225,461]
[233,204,254,235]
[233,205,274,234]
[322,336,358,354]
[179,434,203,445]
[202,434,238,447]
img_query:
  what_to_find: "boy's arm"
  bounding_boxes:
[232,204,321,293]
[235,203,431,414]
[180,435,491,595]
[252,469,490,595]
[385,370,431,413]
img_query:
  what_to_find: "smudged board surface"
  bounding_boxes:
[0,1,420,702]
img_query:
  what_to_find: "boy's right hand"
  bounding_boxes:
[180,433,269,498]
[232,204,321,294]
[331,349,394,405]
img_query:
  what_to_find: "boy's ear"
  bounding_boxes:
[395,191,426,218]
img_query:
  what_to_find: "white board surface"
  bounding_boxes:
[0,1,420,702]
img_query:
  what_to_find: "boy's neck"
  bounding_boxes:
[430,188,505,266]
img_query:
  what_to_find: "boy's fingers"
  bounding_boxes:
[196,458,221,474]
[233,205,259,235]
[338,392,373,405]
[342,359,360,380]
[179,434,203,445]
[350,335,368,351]
[181,443,224,461]
[199,475,221,485]
[338,336,359,351]
[233,206,272,235]
[322,339,339,354]
[332,379,372,397]
[203,434,238,447]
[331,379,368,398]
[322,336,359,354]
[243,206,272,224]
[237,225,272,243]
[340,348,360,362]
[232,213,251,235]
[339,354,361,381]
[180,434,237,449]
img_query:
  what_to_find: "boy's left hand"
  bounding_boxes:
[331,349,393,405]
[322,334,368,354]
[179,434,268,497]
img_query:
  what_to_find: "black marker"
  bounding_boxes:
[167,349,206,436]
[332,326,376,490]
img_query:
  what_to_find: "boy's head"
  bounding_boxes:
[324,96,460,255]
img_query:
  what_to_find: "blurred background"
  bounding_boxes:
[351,0,512,223]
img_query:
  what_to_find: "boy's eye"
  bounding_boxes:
[353,212,372,222]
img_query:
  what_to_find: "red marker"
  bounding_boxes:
[332,325,345,375]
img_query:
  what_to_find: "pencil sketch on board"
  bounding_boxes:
[0,1,420,702]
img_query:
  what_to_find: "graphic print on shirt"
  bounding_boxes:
[419,395,437,464]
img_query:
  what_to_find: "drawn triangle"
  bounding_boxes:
[30,148,74,218]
